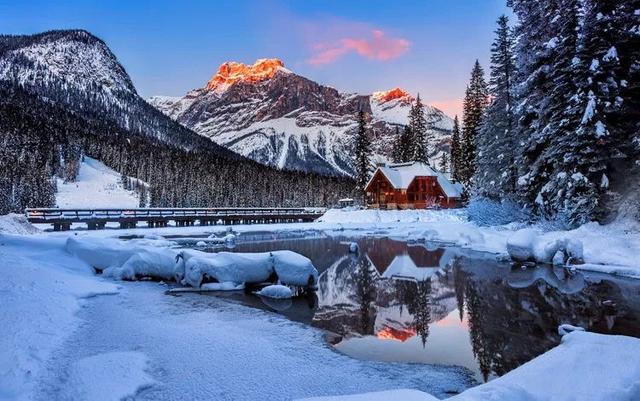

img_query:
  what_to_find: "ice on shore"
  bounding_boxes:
[507,229,584,264]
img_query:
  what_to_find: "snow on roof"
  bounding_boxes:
[366,161,464,198]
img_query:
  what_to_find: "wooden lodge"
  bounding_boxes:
[365,161,464,209]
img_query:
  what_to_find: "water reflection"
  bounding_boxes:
[207,233,640,383]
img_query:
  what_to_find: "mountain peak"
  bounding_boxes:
[206,58,289,92]
[372,87,413,103]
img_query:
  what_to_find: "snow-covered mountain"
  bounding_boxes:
[0,30,233,155]
[148,58,453,176]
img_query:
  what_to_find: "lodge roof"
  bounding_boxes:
[366,161,464,198]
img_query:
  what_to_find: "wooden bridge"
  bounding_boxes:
[25,207,326,231]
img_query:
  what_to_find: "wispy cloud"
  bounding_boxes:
[307,29,410,65]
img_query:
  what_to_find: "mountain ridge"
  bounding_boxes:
[149,59,454,176]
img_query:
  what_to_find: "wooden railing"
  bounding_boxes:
[25,207,326,231]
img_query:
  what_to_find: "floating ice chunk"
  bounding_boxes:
[349,242,359,253]
[256,285,293,299]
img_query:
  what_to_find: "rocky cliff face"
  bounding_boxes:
[149,59,453,176]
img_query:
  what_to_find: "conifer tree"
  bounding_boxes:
[439,153,448,173]
[450,115,461,180]
[475,15,516,199]
[354,110,372,204]
[400,125,413,162]
[408,94,430,164]
[460,61,489,186]
[391,126,403,163]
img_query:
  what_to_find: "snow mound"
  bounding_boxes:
[103,248,179,281]
[272,251,318,287]
[256,284,293,299]
[558,324,585,336]
[0,213,40,235]
[179,249,318,288]
[64,351,155,401]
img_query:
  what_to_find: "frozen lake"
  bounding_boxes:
[166,230,640,383]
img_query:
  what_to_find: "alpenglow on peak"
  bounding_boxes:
[206,58,290,92]
[372,87,413,103]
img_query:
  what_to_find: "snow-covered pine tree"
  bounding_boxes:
[391,126,403,163]
[400,125,413,162]
[510,0,564,216]
[450,115,462,181]
[439,153,449,173]
[555,0,640,223]
[354,110,372,204]
[474,15,516,200]
[460,61,489,187]
[409,95,430,164]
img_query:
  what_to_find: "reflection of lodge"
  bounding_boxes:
[365,161,464,209]
[314,240,457,344]
[313,247,639,383]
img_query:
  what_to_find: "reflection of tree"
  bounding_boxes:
[465,281,493,382]
[354,256,376,334]
[414,279,432,347]
[452,258,466,322]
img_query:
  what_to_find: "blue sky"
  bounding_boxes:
[0,0,510,117]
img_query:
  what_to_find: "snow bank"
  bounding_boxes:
[256,284,293,299]
[0,234,119,400]
[318,208,467,224]
[64,351,155,401]
[0,213,40,235]
[452,331,640,401]
[66,236,140,270]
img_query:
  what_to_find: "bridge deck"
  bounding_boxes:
[25,207,326,231]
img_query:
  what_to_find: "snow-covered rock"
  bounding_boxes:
[103,248,179,281]
[182,252,275,288]
[256,284,293,299]
[507,229,585,265]
[272,251,318,287]
[66,236,139,271]
[558,324,585,336]
[506,228,538,262]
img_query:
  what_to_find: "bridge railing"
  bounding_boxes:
[25,207,327,222]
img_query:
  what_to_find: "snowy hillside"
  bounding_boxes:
[56,157,141,208]
[148,59,453,176]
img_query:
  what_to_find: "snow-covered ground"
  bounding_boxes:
[2,208,639,400]
[55,156,141,208]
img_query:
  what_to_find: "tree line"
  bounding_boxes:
[456,0,638,226]
[0,84,355,214]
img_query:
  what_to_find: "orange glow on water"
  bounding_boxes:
[376,325,417,342]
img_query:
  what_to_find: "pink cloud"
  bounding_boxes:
[308,30,410,65]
